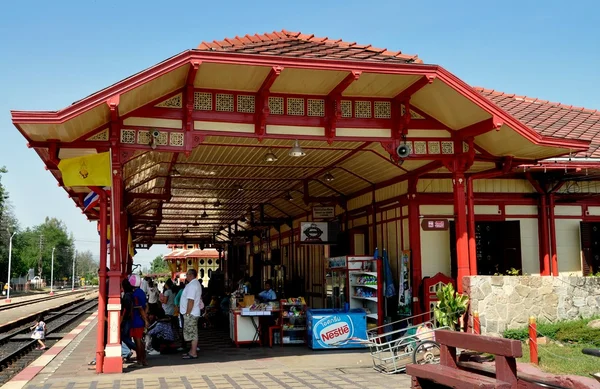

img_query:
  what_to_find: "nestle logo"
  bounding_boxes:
[321,324,350,341]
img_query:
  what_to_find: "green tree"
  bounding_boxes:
[0,199,21,283]
[76,250,99,284]
[149,255,169,274]
[15,218,75,281]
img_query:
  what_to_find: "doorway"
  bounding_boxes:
[450,220,522,276]
[580,222,600,275]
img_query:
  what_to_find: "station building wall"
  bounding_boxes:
[251,178,594,305]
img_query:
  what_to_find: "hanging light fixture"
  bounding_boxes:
[240,215,247,222]
[185,226,190,233]
[324,172,335,182]
[288,140,306,157]
[234,183,244,192]
[214,200,221,207]
[201,204,208,218]
[285,192,293,201]
[264,147,278,162]
[171,167,182,177]
[193,218,199,227]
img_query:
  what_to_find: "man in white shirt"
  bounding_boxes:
[180,268,203,359]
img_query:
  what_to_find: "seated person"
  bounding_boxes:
[147,308,177,354]
[257,280,277,302]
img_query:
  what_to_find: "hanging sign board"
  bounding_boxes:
[300,222,329,243]
[421,219,449,231]
[312,206,335,219]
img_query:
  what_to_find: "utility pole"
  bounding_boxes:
[5,229,17,303]
[37,234,44,278]
[50,247,55,295]
[71,250,77,291]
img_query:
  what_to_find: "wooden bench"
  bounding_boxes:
[406,330,522,389]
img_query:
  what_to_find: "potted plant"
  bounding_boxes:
[433,283,469,331]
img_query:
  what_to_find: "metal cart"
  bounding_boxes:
[334,313,449,374]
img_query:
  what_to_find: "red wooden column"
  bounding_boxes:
[453,173,469,293]
[549,193,558,276]
[538,195,551,276]
[444,149,474,293]
[466,177,477,276]
[407,178,422,316]
[104,97,124,373]
[92,188,108,373]
[104,148,124,373]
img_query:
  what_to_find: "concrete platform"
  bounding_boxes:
[7,313,411,389]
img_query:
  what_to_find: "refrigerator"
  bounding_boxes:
[306,308,368,350]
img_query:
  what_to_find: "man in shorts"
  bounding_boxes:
[180,268,203,359]
[129,275,149,368]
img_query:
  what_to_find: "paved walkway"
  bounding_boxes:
[16,315,411,389]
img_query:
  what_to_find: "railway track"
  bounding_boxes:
[0,289,92,312]
[0,298,98,385]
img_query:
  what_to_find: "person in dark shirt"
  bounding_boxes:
[129,275,148,368]
[120,278,136,359]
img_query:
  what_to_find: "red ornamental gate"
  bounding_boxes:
[423,272,455,322]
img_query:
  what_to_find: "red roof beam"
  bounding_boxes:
[184,62,201,156]
[393,75,436,102]
[255,66,283,140]
[326,71,361,142]
[454,116,503,140]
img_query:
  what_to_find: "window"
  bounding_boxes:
[186,244,195,249]
[450,221,522,276]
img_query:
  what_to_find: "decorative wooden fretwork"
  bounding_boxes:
[287,98,304,116]
[413,141,427,154]
[87,128,109,141]
[354,101,372,118]
[237,95,255,113]
[374,101,391,119]
[428,141,441,154]
[156,131,168,146]
[216,94,234,112]
[121,129,136,144]
[181,91,438,124]
[169,132,184,147]
[268,97,284,115]
[441,141,454,154]
[307,99,325,117]
[193,92,212,111]
[156,94,183,108]
[138,130,151,145]
[340,100,352,118]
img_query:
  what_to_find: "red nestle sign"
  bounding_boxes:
[321,324,350,342]
[421,219,449,231]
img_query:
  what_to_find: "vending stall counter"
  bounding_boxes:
[306,308,368,350]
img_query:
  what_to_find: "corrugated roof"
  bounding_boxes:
[475,87,600,157]
[197,29,422,64]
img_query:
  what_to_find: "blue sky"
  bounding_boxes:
[0,0,598,268]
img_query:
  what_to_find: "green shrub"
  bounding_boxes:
[555,327,600,347]
[502,317,600,344]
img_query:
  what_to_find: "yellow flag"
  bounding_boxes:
[58,152,111,187]
[128,229,135,258]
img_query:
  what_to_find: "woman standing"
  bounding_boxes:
[160,279,176,316]
[148,280,160,314]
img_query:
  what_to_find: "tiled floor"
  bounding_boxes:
[21,317,411,389]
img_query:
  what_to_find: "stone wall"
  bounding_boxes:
[463,276,600,335]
